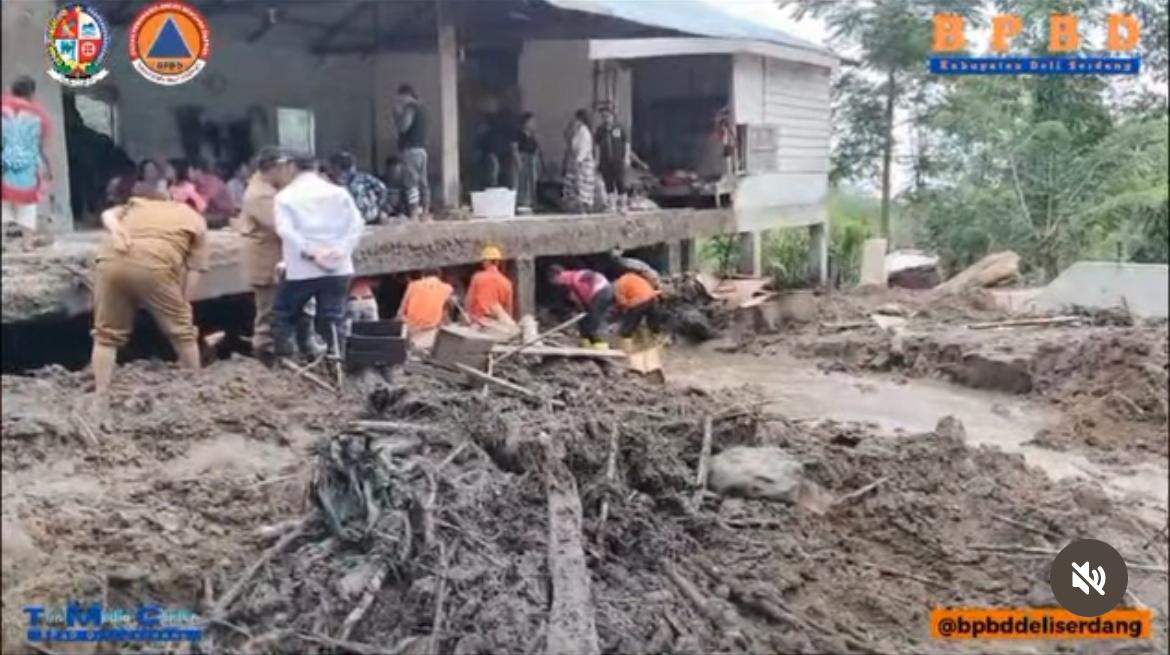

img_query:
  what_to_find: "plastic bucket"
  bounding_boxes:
[471,187,517,219]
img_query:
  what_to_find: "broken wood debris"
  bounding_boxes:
[492,312,586,365]
[543,432,602,655]
[830,476,888,509]
[280,357,335,393]
[965,316,1082,330]
[489,344,628,359]
[691,414,714,509]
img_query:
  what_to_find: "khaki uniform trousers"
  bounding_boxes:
[92,261,196,349]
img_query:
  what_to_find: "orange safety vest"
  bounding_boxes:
[614,272,658,308]
[399,276,453,332]
[466,265,514,321]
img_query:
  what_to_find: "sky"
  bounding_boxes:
[705,0,831,46]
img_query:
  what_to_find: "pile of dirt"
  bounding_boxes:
[812,286,1014,327]
[1028,329,1169,458]
[3,356,1167,655]
[1,357,363,653]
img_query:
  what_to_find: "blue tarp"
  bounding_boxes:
[543,0,827,53]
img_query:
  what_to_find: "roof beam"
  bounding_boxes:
[309,1,372,55]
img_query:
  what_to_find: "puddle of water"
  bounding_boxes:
[666,348,1168,514]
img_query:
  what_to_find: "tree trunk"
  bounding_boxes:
[879,69,897,240]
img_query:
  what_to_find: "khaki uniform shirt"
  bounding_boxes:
[96,198,209,274]
[238,173,281,286]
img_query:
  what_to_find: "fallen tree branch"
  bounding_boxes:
[830,476,888,509]
[965,316,1082,330]
[597,422,620,547]
[990,515,1061,541]
[859,562,950,590]
[338,561,392,641]
[350,419,443,434]
[211,515,312,620]
[300,632,420,655]
[664,563,745,644]
[455,363,537,399]
[429,541,453,655]
[691,415,714,509]
[280,358,335,393]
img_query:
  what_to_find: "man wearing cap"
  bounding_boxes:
[465,245,514,324]
[90,183,209,396]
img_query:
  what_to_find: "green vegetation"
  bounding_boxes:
[764,192,876,289]
[785,0,1169,281]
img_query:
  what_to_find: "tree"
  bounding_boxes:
[782,0,982,239]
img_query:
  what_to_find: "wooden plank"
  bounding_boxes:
[965,316,1082,330]
[488,344,627,360]
[491,313,587,365]
[454,363,557,406]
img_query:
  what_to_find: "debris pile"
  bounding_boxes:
[167,359,1163,654]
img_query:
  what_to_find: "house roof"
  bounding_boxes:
[543,0,830,54]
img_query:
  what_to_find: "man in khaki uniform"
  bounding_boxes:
[237,148,288,357]
[91,184,209,395]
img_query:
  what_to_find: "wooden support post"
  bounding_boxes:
[808,222,827,285]
[436,0,459,208]
[513,257,537,320]
[738,231,762,278]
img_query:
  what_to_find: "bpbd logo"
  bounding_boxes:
[930,13,1142,76]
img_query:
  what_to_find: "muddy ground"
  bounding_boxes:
[2,340,1168,653]
[1,286,1168,654]
[727,288,1169,463]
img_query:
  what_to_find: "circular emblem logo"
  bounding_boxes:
[45,4,111,88]
[128,1,211,86]
[1049,539,1129,617]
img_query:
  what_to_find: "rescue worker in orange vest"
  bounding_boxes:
[465,245,514,324]
[397,268,455,339]
[547,263,613,350]
[614,271,666,351]
[91,183,209,396]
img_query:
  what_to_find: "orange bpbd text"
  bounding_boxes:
[932,13,1141,53]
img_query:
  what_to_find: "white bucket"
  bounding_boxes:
[471,187,517,219]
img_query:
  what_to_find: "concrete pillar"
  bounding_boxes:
[664,241,682,276]
[436,0,460,209]
[2,0,73,233]
[737,231,763,278]
[680,238,697,272]
[808,222,828,285]
[513,257,537,319]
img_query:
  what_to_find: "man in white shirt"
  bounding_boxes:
[270,155,364,358]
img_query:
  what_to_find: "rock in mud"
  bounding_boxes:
[707,446,805,502]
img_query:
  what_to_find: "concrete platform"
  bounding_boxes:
[1,208,732,323]
[1033,262,1169,319]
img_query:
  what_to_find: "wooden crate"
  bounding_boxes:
[430,325,496,370]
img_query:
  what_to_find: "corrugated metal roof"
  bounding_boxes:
[543,0,829,54]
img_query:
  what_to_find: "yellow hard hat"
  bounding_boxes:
[481,245,503,261]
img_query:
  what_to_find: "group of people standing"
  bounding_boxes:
[470,100,646,216]
[90,146,368,397]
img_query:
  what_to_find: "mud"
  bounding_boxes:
[2,356,1166,654]
[726,286,1169,461]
